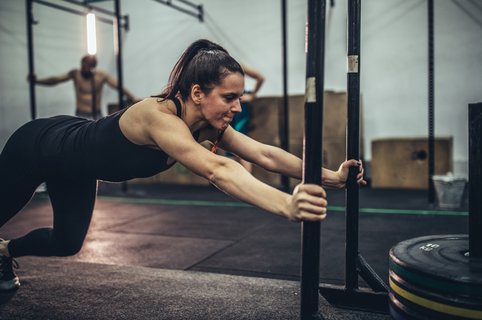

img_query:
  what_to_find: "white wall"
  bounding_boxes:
[1,0,481,177]
[359,0,482,177]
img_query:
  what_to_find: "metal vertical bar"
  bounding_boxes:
[300,0,326,319]
[281,0,290,191]
[26,0,37,120]
[114,0,128,193]
[345,0,361,291]
[469,103,482,258]
[114,0,124,111]
[428,0,435,203]
[317,0,388,309]
[91,71,97,118]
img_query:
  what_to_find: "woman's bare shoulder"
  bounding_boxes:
[119,97,180,147]
[139,97,175,111]
[123,97,176,119]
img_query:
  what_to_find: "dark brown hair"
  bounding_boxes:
[156,39,244,101]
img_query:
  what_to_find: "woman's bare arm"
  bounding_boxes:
[219,126,366,187]
[123,104,328,222]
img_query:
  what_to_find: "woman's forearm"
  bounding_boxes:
[254,145,363,189]
[321,167,343,188]
[254,145,303,179]
[210,158,291,218]
[209,158,328,222]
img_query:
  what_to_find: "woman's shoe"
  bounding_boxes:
[0,254,20,291]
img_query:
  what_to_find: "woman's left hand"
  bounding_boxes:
[331,159,367,188]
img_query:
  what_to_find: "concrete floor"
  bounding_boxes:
[0,182,469,319]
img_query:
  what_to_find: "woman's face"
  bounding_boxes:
[201,72,244,131]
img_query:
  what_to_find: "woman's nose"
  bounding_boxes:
[232,100,242,113]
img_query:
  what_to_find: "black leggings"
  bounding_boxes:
[0,123,97,258]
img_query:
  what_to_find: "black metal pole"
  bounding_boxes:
[280,0,290,191]
[319,0,388,312]
[152,0,203,21]
[91,70,97,118]
[61,0,119,17]
[428,0,435,203]
[114,0,124,112]
[345,0,361,290]
[469,103,482,258]
[34,0,114,25]
[114,0,128,193]
[300,0,326,319]
[26,0,37,120]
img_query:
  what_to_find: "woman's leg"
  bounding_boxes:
[0,131,43,290]
[0,176,40,230]
[8,178,97,258]
[0,129,42,229]
[0,172,37,290]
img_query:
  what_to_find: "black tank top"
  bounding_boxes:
[36,98,199,182]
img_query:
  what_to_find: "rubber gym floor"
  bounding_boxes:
[0,182,468,320]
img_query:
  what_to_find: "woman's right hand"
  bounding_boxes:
[285,183,328,222]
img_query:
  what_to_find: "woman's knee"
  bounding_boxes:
[47,229,85,256]
[54,238,84,256]
[8,228,85,257]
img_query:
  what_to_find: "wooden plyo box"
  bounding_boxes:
[371,137,453,189]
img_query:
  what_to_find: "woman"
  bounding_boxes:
[0,39,365,291]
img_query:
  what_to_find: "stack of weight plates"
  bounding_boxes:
[389,235,482,319]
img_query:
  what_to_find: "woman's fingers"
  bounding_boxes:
[290,184,328,222]
[296,183,327,199]
[356,160,367,185]
[347,159,367,185]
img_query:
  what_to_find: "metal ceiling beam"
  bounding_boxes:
[152,0,203,22]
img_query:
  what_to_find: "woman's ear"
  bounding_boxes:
[191,84,204,105]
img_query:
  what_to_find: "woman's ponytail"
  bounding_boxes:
[155,39,243,101]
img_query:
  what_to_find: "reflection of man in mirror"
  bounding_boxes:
[28,55,137,119]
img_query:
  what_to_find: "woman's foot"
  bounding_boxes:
[0,239,20,291]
